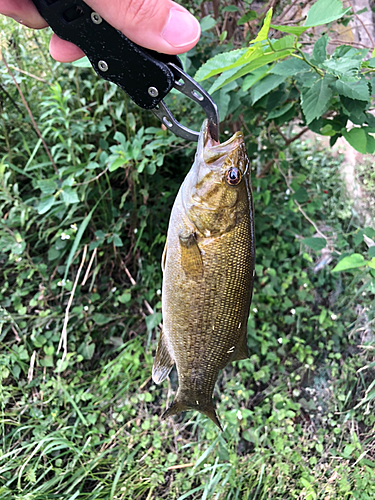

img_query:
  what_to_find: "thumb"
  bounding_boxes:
[50,0,200,62]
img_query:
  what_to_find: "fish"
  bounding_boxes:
[152,120,255,430]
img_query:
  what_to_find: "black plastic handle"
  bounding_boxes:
[31,0,182,109]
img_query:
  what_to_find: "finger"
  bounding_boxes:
[49,34,85,63]
[0,0,47,28]
[49,0,200,61]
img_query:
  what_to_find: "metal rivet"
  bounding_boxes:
[91,12,102,24]
[98,60,109,72]
[148,87,159,98]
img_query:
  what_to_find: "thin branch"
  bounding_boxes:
[58,245,88,366]
[8,64,50,84]
[74,167,109,186]
[1,52,59,175]
[81,247,97,286]
[349,0,374,47]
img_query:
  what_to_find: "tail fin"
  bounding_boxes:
[161,398,223,431]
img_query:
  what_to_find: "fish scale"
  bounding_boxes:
[152,120,255,429]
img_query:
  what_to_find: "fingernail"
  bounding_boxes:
[162,8,200,48]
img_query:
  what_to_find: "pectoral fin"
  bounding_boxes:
[179,233,203,280]
[152,328,174,384]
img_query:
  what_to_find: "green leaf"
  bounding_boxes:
[292,187,309,203]
[238,11,257,25]
[109,156,127,172]
[270,58,310,75]
[312,35,328,63]
[334,79,370,101]
[62,187,79,204]
[92,313,112,325]
[251,8,273,44]
[268,102,294,119]
[37,179,57,194]
[38,196,55,215]
[222,5,238,12]
[301,77,333,124]
[251,74,286,104]
[200,15,217,32]
[113,234,123,247]
[145,312,162,332]
[270,24,308,36]
[331,253,366,272]
[305,0,351,27]
[343,128,367,153]
[302,237,326,251]
[242,67,270,92]
[71,56,92,68]
[195,49,247,81]
[323,58,360,79]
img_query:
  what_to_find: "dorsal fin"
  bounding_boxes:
[152,328,174,384]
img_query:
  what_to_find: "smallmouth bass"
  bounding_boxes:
[152,120,255,430]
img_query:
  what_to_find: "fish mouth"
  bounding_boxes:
[199,120,244,165]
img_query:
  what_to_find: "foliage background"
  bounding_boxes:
[0,0,375,498]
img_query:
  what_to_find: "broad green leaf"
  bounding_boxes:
[37,179,57,194]
[343,128,367,153]
[200,15,217,32]
[331,253,366,272]
[369,257,375,270]
[109,156,127,172]
[38,196,55,215]
[366,134,375,154]
[251,74,286,104]
[62,187,79,204]
[251,8,273,44]
[334,79,370,101]
[145,312,162,332]
[195,49,246,81]
[268,101,294,119]
[222,5,238,12]
[208,48,293,93]
[312,35,328,63]
[72,56,91,68]
[242,67,270,92]
[322,58,360,79]
[92,313,112,325]
[305,0,351,27]
[301,77,333,124]
[302,237,326,251]
[292,187,309,203]
[270,24,308,36]
[238,11,257,25]
[270,57,310,76]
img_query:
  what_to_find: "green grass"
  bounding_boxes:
[0,16,375,500]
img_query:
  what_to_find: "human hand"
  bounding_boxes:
[0,0,201,62]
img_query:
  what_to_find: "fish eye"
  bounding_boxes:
[226,167,242,186]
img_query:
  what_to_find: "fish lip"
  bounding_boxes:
[200,120,244,165]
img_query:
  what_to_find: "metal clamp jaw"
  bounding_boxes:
[30,0,219,142]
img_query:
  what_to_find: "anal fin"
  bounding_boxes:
[152,328,174,384]
[179,233,203,280]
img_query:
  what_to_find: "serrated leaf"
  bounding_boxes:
[335,79,370,101]
[195,49,247,81]
[242,67,270,92]
[323,58,360,79]
[305,0,351,27]
[301,77,333,124]
[270,57,310,75]
[302,237,326,251]
[38,196,55,215]
[331,253,366,272]
[251,74,286,104]
[312,35,328,63]
[270,24,308,36]
[343,128,367,153]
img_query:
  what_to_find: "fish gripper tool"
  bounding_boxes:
[30,0,219,142]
